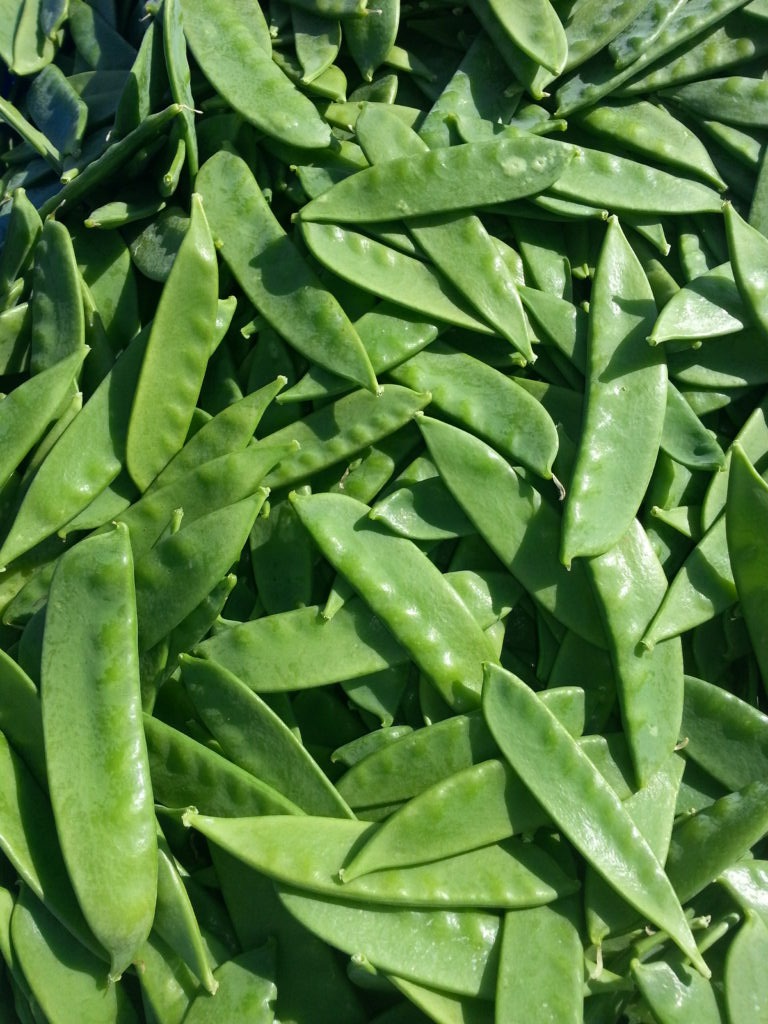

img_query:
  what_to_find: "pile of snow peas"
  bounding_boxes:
[2,0,768,1020]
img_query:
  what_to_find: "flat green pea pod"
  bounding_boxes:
[665,781,768,905]
[386,977,493,1024]
[725,201,768,345]
[180,655,353,818]
[481,0,566,75]
[608,0,687,69]
[681,674,768,790]
[10,885,139,1024]
[563,0,651,72]
[41,524,156,981]
[368,474,475,542]
[163,0,198,178]
[29,219,87,376]
[0,326,149,569]
[135,930,199,1024]
[196,152,376,393]
[482,663,708,976]
[278,886,501,999]
[560,218,665,564]
[290,492,497,711]
[0,649,45,788]
[724,910,768,1024]
[126,194,218,491]
[650,262,746,343]
[726,444,768,684]
[702,396,768,530]
[185,812,578,910]
[666,75,768,128]
[0,188,41,306]
[496,900,583,1023]
[418,415,607,648]
[388,346,558,478]
[631,956,723,1024]
[660,381,725,472]
[181,945,277,1024]
[298,134,573,223]
[260,386,430,491]
[134,490,267,650]
[180,0,330,149]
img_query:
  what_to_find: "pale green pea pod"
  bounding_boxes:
[724,910,768,1024]
[41,524,157,981]
[135,930,199,1024]
[631,956,723,1024]
[608,0,687,69]
[126,193,219,491]
[563,0,651,72]
[278,887,501,1000]
[184,812,578,910]
[10,886,140,1024]
[163,0,199,178]
[496,899,583,1024]
[482,664,709,977]
[196,151,377,393]
[290,492,497,712]
[388,344,558,478]
[650,504,700,539]
[332,726,413,770]
[29,219,87,375]
[725,200,768,345]
[181,945,277,1024]
[518,285,588,370]
[180,655,353,818]
[298,134,573,223]
[561,217,665,565]
[665,74,768,128]
[702,395,768,530]
[0,325,149,569]
[482,0,566,74]
[649,261,746,343]
[660,381,725,471]
[259,385,430,491]
[369,476,475,542]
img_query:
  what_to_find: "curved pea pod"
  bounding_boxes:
[126,194,218,491]
[631,956,723,1024]
[681,674,768,791]
[0,650,45,789]
[162,0,198,178]
[546,145,723,215]
[725,445,768,684]
[661,382,724,472]
[196,152,376,393]
[703,395,768,530]
[41,524,156,980]
[608,0,687,70]
[725,201,768,346]
[574,99,726,191]
[180,0,330,149]
[260,386,430,491]
[650,262,746,343]
[369,476,475,542]
[278,886,501,999]
[482,663,708,977]
[724,910,768,1024]
[290,492,496,712]
[29,219,86,376]
[181,945,277,1024]
[299,135,572,223]
[134,490,267,651]
[135,930,199,1024]
[485,0,566,74]
[0,325,148,569]
[181,655,353,818]
[666,74,768,128]
[418,415,606,648]
[387,977,493,1024]
[563,0,650,72]
[0,188,41,306]
[561,218,665,564]
[10,886,139,1024]
[496,900,583,1024]
[388,346,558,478]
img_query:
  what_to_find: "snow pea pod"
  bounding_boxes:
[725,200,768,344]
[608,0,689,69]
[182,945,277,1024]
[388,346,558,478]
[631,956,723,1024]
[0,649,45,788]
[41,524,156,980]
[724,910,768,1024]
[564,0,657,72]
[482,663,708,976]
[197,151,377,393]
[726,444,768,684]
[650,262,746,343]
[291,492,497,711]
[386,978,493,1024]
[0,188,41,306]
[666,75,768,127]
[561,218,665,564]
[660,381,725,471]
[298,135,573,222]
[180,0,330,149]
[162,0,198,178]
[29,219,86,376]
[418,415,607,648]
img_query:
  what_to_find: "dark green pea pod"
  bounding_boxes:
[660,381,725,471]
[185,812,577,910]
[563,0,651,72]
[181,655,353,818]
[418,415,607,648]
[144,715,303,818]
[293,9,341,83]
[496,900,583,1023]
[668,328,768,388]
[135,490,267,651]
[332,726,413,770]
[0,649,45,789]
[126,193,218,491]
[260,386,430,491]
[725,201,768,344]
[278,886,501,999]
[29,219,86,376]
[181,944,277,1024]
[72,226,141,354]
[135,929,199,1024]
[25,64,88,160]
[0,95,62,169]
[250,497,315,614]
[386,977,493,1024]
[10,886,139,1024]
[0,189,41,306]
[561,218,665,564]
[650,261,746,343]
[519,286,588,371]
[483,664,709,976]
[666,75,768,128]
[181,0,330,149]
[481,0,566,75]
[608,0,688,70]
[369,474,476,542]
[84,192,167,229]
[41,524,157,980]
[290,492,497,712]
[681,674,768,791]
[0,302,31,374]
[0,326,149,570]
[162,0,198,178]
[725,910,768,1024]
[196,151,376,393]
[68,0,137,70]
[299,134,573,222]
[726,444,768,684]
[666,781,768,905]
[345,0,398,80]
[389,346,557,477]
[631,956,723,1024]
